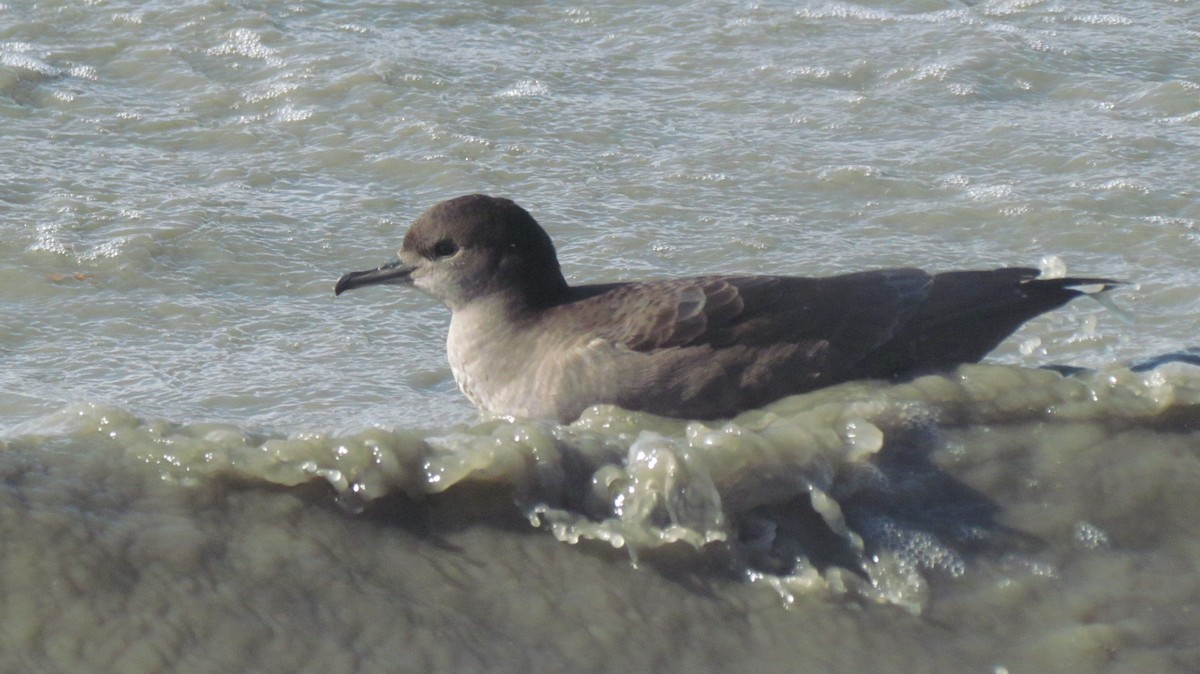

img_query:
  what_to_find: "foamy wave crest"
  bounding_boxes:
[11,361,1200,612]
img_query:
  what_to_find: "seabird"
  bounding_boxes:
[335,194,1118,422]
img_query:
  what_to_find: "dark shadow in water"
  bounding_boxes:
[261,349,1200,597]
[840,423,1043,561]
[355,482,533,541]
[1043,346,1200,378]
[737,494,872,579]
[720,421,1041,584]
[1129,347,1200,372]
[314,419,1045,592]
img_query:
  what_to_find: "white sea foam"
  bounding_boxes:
[2,0,1199,670]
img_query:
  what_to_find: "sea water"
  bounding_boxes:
[2,1,1199,672]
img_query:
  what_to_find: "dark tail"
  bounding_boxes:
[864,268,1120,376]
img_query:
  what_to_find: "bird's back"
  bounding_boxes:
[512,268,1114,420]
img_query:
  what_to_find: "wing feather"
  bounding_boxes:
[582,269,934,369]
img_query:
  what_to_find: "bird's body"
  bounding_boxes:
[335,194,1117,422]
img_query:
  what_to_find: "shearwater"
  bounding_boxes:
[335,194,1117,422]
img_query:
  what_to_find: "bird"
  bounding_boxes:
[335,194,1118,423]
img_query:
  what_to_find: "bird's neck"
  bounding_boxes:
[445,296,542,414]
[512,269,571,310]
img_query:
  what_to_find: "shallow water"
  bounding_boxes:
[3,0,1200,672]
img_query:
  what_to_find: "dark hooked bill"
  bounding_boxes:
[334,259,414,296]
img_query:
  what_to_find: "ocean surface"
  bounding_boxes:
[3,0,1199,671]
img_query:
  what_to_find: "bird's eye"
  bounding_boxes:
[431,239,458,259]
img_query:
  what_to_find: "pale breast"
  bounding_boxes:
[446,307,628,420]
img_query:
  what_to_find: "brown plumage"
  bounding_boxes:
[335,194,1118,422]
